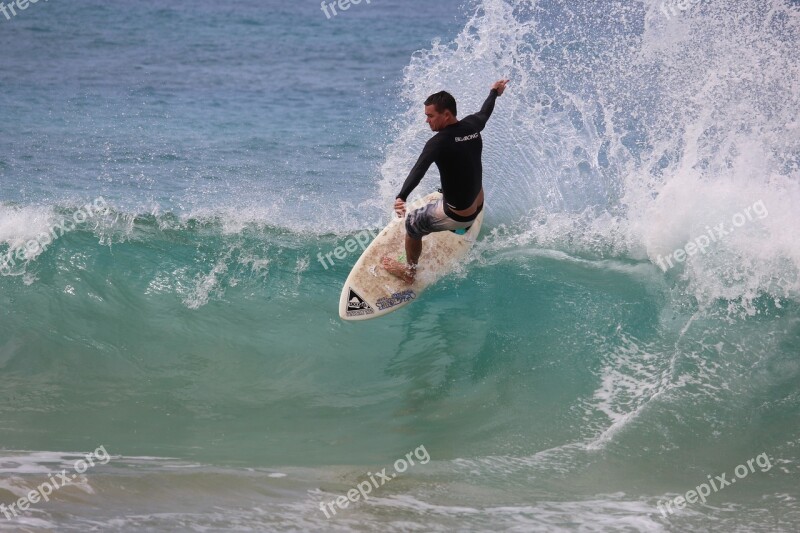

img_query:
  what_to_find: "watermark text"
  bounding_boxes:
[321,0,371,20]
[319,444,430,518]
[0,196,108,276]
[657,451,772,517]
[0,0,49,22]
[655,199,767,272]
[1,445,111,520]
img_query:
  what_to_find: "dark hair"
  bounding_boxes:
[424,91,457,116]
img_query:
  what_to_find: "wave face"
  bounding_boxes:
[1,0,799,531]
[380,0,800,312]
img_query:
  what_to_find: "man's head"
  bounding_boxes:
[424,91,458,131]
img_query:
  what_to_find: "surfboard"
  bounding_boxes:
[339,191,484,321]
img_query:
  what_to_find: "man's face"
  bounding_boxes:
[425,105,452,131]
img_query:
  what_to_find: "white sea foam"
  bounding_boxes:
[379,0,800,310]
[0,204,55,252]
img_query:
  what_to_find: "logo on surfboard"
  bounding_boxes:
[345,288,374,317]
[375,289,416,311]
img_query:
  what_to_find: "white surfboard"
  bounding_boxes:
[339,191,484,321]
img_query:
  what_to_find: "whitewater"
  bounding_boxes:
[1,0,799,530]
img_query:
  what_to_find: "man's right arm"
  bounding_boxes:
[396,136,439,202]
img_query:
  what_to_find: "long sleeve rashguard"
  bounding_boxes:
[396,89,499,218]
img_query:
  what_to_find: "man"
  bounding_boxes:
[381,79,509,283]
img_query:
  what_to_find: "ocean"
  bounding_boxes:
[1,0,799,531]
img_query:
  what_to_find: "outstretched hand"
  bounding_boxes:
[492,79,510,96]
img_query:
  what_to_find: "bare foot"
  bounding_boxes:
[381,256,415,284]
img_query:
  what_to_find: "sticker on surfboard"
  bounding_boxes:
[345,288,374,317]
[375,289,416,311]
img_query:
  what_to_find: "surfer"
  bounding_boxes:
[382,79,509,283]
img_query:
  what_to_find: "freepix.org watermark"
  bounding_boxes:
[316,223,381,270]
[0,0,48,22]
[657,452,772,517]
[1,445,111,520]
[660,0,706,20]
[319,444,430,518]
[320,0,370,19]
[316,195,435,270]
[0,196,108,276]
[655,199,767,272]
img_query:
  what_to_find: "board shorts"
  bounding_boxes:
[405,198,474,240]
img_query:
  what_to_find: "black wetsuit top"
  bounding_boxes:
[396,89,499,222]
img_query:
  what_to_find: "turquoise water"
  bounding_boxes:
[2,0,800,531]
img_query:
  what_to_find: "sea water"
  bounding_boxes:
[1,0,799,530]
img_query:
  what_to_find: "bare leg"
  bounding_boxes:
[382,234,422,284]
[405,234,422,267]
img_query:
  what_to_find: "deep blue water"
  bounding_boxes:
[0,0,465,217]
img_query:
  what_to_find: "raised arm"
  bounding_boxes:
[464,79,510,131]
